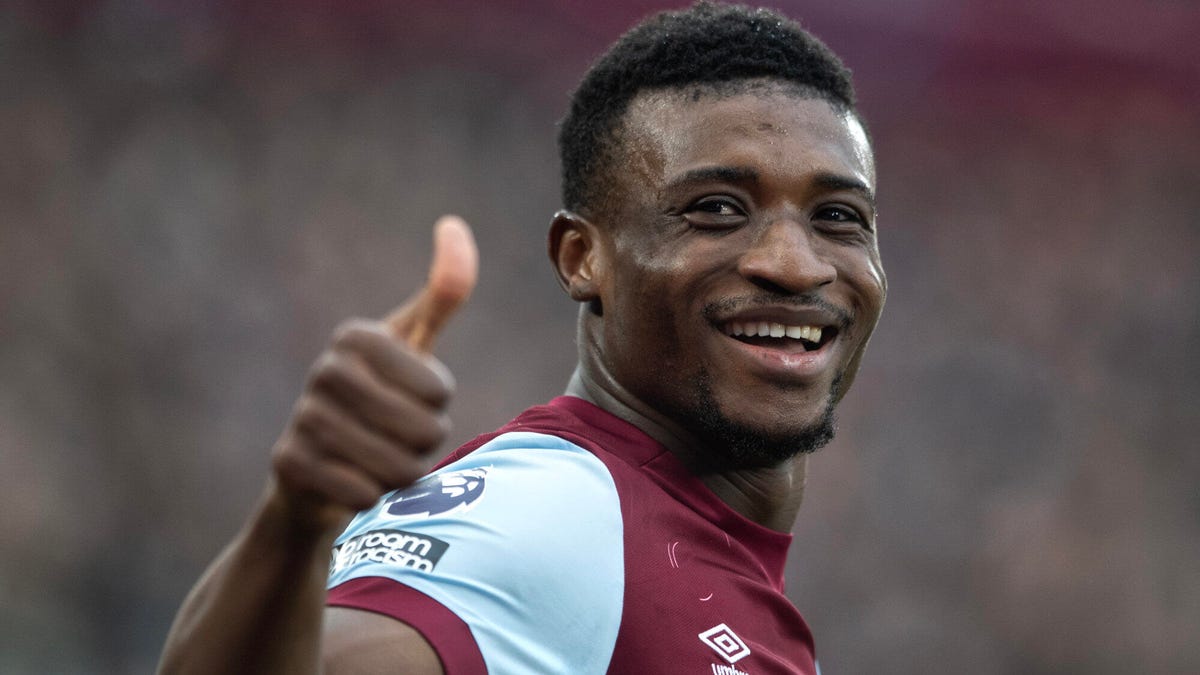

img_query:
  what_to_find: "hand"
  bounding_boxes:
[269,215,479,531]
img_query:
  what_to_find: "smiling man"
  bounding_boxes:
[159,3,885,674]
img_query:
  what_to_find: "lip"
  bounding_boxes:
[704,300,850,382]
[711,305,843,329]
[716,328,838,382]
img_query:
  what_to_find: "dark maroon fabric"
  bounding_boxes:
[488,397,817,674]
[327,576,487,675]
[330,396,817,673]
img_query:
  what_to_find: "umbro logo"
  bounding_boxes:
[699,623,751,664]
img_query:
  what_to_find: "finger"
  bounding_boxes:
[308,351,450,452]
[301,456,384,513]
[293,394,431,489]
[330,319,453,407]
[272,435,385,512]
[385,215,479,353]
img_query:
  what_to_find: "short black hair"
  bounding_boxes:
[558,1,858,214]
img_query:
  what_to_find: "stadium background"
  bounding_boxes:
[2,1,1197,672]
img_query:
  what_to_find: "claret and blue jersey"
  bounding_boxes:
[327,396,818,674]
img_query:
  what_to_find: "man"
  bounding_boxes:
[159,2,885,673]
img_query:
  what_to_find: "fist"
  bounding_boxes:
[270,216,478,528]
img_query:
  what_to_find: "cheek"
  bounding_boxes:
[608,238,689,309]
[860,262,886,320]
[604,228,720,348]
[839,249,886,318]
[870,259,887,315]
[605,268,693,366]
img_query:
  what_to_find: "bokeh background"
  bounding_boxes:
[3,1,1198,672]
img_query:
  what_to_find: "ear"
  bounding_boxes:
[548,210,605,305]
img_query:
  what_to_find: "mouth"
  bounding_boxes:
[721,320,838,353]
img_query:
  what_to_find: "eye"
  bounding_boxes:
[684,196,748,230]
[814,205,872,232]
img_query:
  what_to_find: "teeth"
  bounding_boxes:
[725,322,824,342]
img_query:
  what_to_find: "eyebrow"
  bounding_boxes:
[813,172,877,210]
[665,166,876,210]
[665,166,761,190]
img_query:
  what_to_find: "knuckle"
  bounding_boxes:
[310,353,352,391]
[332,318,388,354]
[433,376,454,404]
[293,399,344,453]
[422,359,455,404]
[293,397,326,433]
[271,447,309,487]
[411,413,449,450]
[415,377,451,410]
[436,413,453,439]
[331,318,370,348]
[309,353,336,385]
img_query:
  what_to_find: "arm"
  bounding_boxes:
[324,607,444,673]
[157,216,478,675]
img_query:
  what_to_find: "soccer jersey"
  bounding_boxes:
[327,396,818,674]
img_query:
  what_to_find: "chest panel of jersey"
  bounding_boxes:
[328,396,818,674]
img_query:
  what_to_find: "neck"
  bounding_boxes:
[565,365,808,532]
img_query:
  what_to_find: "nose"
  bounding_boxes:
[737,218,836,295]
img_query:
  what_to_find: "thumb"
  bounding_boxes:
[385,215,479,352]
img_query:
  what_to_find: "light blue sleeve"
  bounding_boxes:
[328,431,625,674]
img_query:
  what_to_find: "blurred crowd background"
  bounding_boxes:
[2,1,1197,673]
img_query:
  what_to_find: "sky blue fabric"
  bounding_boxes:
[329,431,625,674]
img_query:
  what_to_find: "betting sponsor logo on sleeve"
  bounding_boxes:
[383,467,488,519]
[331,528,450,573]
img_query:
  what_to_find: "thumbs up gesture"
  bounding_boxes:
[384,215,479,351]
[270,216,478,530]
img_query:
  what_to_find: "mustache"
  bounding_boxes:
[701,292,853,330]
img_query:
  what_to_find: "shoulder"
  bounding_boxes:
[328,430,627,673]
[352,430,619,535]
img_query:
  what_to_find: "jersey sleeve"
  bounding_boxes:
[326,431,626,675]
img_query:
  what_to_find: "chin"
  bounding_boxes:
[704,404,837,470]
[688,372,843,472]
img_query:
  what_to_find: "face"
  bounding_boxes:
[589,88,886,470]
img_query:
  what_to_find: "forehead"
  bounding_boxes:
[619,87,875,191]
